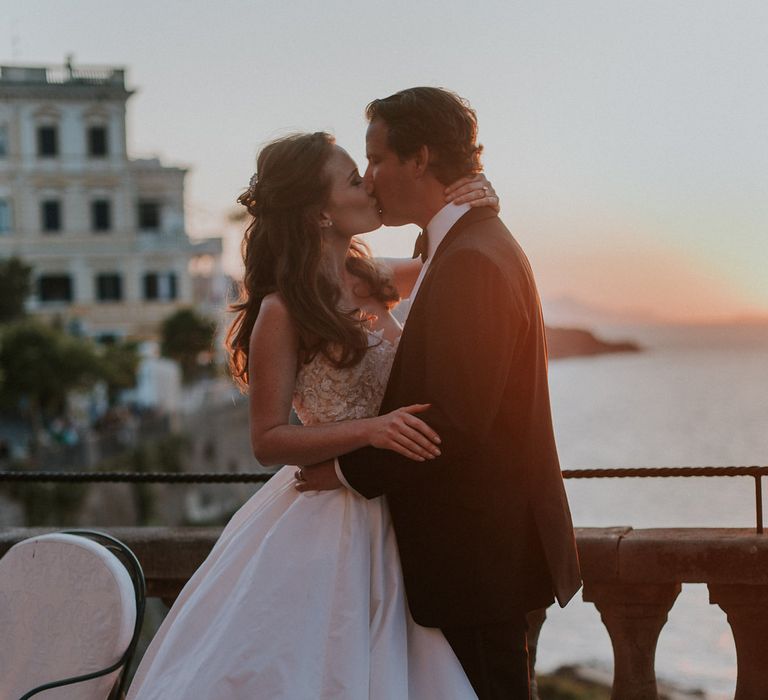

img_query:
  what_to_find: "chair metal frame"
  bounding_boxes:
[16,529,146,700]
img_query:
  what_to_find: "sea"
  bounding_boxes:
[537,322,768,698]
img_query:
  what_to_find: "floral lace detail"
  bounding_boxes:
[293,329,399,425]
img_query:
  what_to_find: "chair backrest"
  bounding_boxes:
[0,530,145,700]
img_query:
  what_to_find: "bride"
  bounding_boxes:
[127,131,497,699]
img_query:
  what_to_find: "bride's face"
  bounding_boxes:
[321,146,381,236]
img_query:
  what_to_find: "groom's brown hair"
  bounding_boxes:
[365,87,483,185]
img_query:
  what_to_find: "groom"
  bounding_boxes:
[300,87,581,698]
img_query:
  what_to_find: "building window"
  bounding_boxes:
[41,200,62,233]
[138,200,161,231]
[37,126,58,158]
[144,272,177,301]
[91,199,111,232]
[96,273,123,302]
[88,126,108,157]
[0,125,7,157]
[0,199,11,233]
[38,275,73,303]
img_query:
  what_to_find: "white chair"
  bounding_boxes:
[0,530,145,700]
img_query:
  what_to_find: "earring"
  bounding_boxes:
[320,219,333,228]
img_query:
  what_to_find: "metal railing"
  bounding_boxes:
[562,465,767,533]
[2,465,767,532]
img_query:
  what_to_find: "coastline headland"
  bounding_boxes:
[545,326,641,360]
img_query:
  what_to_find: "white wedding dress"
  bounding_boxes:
[128,329,476,699]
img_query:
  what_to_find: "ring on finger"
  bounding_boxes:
[481,186,489,196]
[295,468,306,482]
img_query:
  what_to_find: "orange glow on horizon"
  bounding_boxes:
[218,220,768,326]
[530,242,767,325]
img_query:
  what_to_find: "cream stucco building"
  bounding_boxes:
[0,59,222,339]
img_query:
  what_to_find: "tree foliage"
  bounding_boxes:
[100,340,141,404]
[0,257,32,323]
[0,320,104,421]
[0,321,141,416]
[160,308,217,382]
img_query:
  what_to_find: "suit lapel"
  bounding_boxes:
[429,206,497,267]
[380,207,499,412]
[406,206,497,322]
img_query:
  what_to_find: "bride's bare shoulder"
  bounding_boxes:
[260,291,289,315]
[250,292,299,345]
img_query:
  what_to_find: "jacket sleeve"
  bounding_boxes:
[338,248,527,498]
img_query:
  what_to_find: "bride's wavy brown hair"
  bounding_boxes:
[227,132,399,391]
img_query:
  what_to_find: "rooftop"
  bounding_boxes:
[0,58,133,98]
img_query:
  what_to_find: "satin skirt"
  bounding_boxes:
[127,465,476,699]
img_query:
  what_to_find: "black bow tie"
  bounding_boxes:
[412,230,428,263]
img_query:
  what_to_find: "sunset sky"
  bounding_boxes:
[4,0,767,323]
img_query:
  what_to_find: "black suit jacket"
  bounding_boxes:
[339,208,581,628]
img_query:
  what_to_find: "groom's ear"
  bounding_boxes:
[412,144,430,178]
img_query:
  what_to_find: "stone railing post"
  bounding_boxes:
[583,581,680,700]
[708,584,768,700]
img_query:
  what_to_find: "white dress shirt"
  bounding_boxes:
[407,201,471,311]
[334,201,471,492]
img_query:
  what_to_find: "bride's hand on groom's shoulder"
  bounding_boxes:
[444,173,500,213]
[368,405,442,462]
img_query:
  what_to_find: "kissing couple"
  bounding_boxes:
[128,87,581,700]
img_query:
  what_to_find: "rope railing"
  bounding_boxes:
[0,471,274,484]
[562,465,768,534]
[561,466,768,478]
[2,465,766,532]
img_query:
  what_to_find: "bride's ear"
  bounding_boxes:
[318,212,334,229]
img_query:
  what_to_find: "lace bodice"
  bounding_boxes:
[293,329,399,425]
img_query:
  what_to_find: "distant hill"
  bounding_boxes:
[545,326,641,359]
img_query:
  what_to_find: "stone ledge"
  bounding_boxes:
[3,526,768,598]
[574,526,632,581]
[616,528,768,584]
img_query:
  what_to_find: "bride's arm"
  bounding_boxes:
[376,174,501,299]
[248,294,441,467]
[378,257,422,300]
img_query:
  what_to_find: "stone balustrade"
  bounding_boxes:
[3,526,767,699]
[575,527,768,700]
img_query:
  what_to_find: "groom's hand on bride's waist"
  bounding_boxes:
[294,460,343,492]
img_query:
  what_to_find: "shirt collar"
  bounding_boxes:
[424,201,471,260]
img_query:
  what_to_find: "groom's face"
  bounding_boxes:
[364,118,417,227]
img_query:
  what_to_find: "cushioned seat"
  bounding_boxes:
[0,532,141,699]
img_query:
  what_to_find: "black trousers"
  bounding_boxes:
[441,618,529,700]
